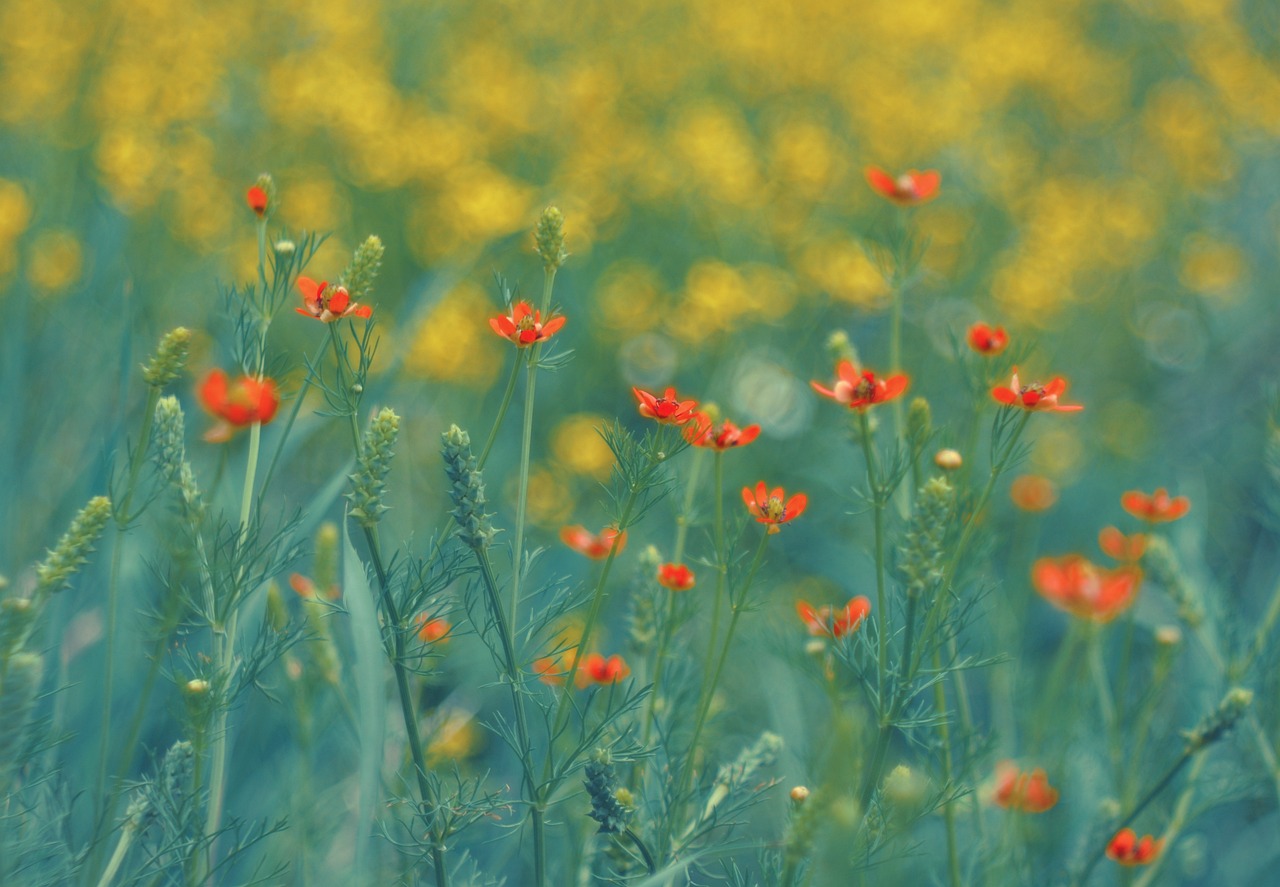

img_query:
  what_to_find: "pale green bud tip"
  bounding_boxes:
[142,327,192,388]
[152,396,187,479]
[348,408,400,528]
[535,206,569,270]
[274,239,296,256]
[826,330,858,365]
[35,496,112,595]
[907,397,932,443]
[790,785,810,803]
[1187,686,1253,750]
[343,234,385,302]
[934,448,963,470]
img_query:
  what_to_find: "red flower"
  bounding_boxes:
[684,412,761,450]
[743,482,808,534]
[811,361,909,411]
[296,276,373,323]
[1098,526,1147,562]
[992,368,1083,412]
[560,525,627,559]
[633,386,698,425]
[796,597,871,638]
[575,652,630,688]
[1031,555,1142,623]
[992,761,1059,813]
[288,572,340,601]
[246,185,269,217]
[657,563,696,592]
[1121,488,1190,523]
[967,322,1009,355]
[198,369,280,443]
[1009,475,1059,512]
[489,300,566,347]
[1107,828,1162,866]
[865,166,941,206]
[415,613,451,644]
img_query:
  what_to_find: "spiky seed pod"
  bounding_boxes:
[152,396,186,481]
[35,495,112,598]
[349,408,400,528]
[441,425,497,550]
[265,582,289,634]
[906,397,932,448]
[141,327,192,388]
[1186,687,1253,752]
[342,235,384,304]
[584,754,630,834]
[899,477,954,598]
[1142,535,1204,627]
[535,206,569,270]
[313,522,340,594]
[0,597,36,663]
[0,652,44,781]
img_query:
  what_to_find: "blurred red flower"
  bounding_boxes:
[415,614,451,644]
[489,300,566,347]
[1010,475,1059,512]
[246,185,268,217]
[865,166,941,206]
[992,369,1083,412]
[657,563,696,591]
[575,653,630,687]
[1032,555,1142,623]
[199,369,280,442]
[1107,828,1162,866]
[796,597,871,638]
[743,482,807,534]
[684,412,760,450]
[967,322,1009,355]
[992,761,1058,813]
[811,361,909,411]
[1121,488,1190,523]
[560,525,627,559]
[1098,526,1147,562]
[633,386,698,425]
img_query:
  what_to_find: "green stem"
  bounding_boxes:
[510,355,538,626]
[932,649,963,887]
[477,356,522,470]
[94,822,137,887]
[624,827,657,875]
[858,412,889,708]
[258,335,333,500]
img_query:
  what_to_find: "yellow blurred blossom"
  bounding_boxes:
[0,181,33,242]
[1180,234,1245,300]
[796,236,890,310]
[404,281,501,387]
[26,230,84,294]
[594,261,665,332]
[551,415,614,481]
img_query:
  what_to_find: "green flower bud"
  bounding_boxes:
[141,327,192,388]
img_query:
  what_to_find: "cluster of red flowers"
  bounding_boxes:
[796,597,871,638]
[1107,828,1162,866]
[991,761,1059,813]
[534,651,630,688]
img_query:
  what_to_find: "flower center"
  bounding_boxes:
[765,496,786,521]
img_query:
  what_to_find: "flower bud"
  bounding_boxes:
[141,327,192,388]
[35,496,112,598]
[934,448,963,471]
[535,206,569,270]
[790,785,810,804]
[348,408,399,528]
[441,425,497,549]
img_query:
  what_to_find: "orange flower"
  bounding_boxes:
[246,185,268,217]
[296,277,373,323]
[1106,828,1162,866]
[198,369,280,443]
[967,322,1009,355]
[415,613,451,644]
[288,572,340,601]
[743,482,807,534]
[1010,475,1058,512]
[1099,526,1147,562]
[560,525,627,559]
[633,386,699,425]
[992,368,1083,412]
[1032,555,1142,623]
[865,166,941,206]
[1121,488,1190,523]
[575,652,630,688]
[534,654,570,685]
[811,361,909,411]
[489,300,566,346]
[992,761,1059,813]
[657,563,696,591]
[684,412,761,450]
[796,597,871,638]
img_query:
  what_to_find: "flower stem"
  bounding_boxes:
[509,354,539,626]
[932,649,963,887]
[858,411,889,709]
[477,356,522,470]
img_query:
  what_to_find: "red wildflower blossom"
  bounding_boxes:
[1010,475,1058,512]
[633,386,699,425]
[684,412,761,450]
[743,482,808,534]
[811,361,909,411]
[415,613,451,644]
[1107,829,1162,866]
[1099,526,1147,562]
[1031,555,1142,623]
[967,322,1009,355]
[992,368,1083,412]
[288,573,340,601]
[295,276,373,323]
[560,525,627,559]
[198,369,280,443]
[796,597,871,638]
[534,654,570,685]
[574,653,630,688]
[992,761,1059,813]
[489,300,566,347]
[865,166,941,206]
[1121,488,1190,523]
[657,563,696,592]
[246,185,269,217]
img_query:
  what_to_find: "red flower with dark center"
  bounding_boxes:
[684,412,761,450]
[796,597,871,638]
[865,166,941,206]
[992,368,1083,412]
[560,525,627,559]
[1098,526,1147,562]
[1121,488,1190,523]
[489,300,566,347]
[1032,555,1142,623]
[811,361,909,411]
[247,185,268,217]
[657,563,696,591]
[415,613,451,644]
[296,277,373,323]
[633,386,698,425]
[742,482,808,534]
[575,653,630,688]
[967,322,1009,355]
[1107,828,1162,866]
[198,369,280,443]
[992,761,1059,813]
